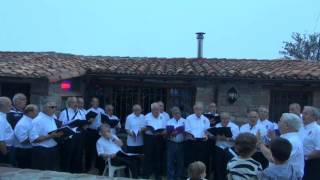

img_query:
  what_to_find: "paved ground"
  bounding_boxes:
[0,167,146,180]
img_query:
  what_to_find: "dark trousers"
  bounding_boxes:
[303,158,320,180]
[16,147,32,169]
[127,145,143,154]
[84,128,100,171]
[112,151,139,178]
[143,134,165,180]
[0,146,15,166]
[31,146,57,170]
[167,141,184,180]
[213,146,228,180]
[60,132,84,173]
[185,140,209,168]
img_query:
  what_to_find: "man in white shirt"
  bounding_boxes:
[302,106,320,180]
[14,104,38,169]
[206,102,220,126]
[166,107,186,180]
[213,112,239,180]
[58,96,85,173]
[96,124,139,178]
[0,97,14,165]
[104,104,121,134]
[289,103,305,140]
[29,100,63,170]
[158,101,170,121]
[240,110,269,169]
[125,104,146,154]
[259,113,305,179]
[84,97,105,172]
[7,93,27,129]
[258,106,277,131]
[77,97,87,120]
[185,103,210,176]
[143,102,166,180]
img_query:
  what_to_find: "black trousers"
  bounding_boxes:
[0,146,16,166]
[185,140,210,170]
[84,128,100,171]
[127,145,143,154]
[31,146,57,170]
[60,132,84,173]
[143,134,165,180]
[303,158,320,180]
[112,151,140,178]
[213,146,228,180]
[16,147,32,169]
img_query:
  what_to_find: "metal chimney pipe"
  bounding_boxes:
[196,32,205,59]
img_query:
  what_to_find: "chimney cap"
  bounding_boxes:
[196,32,205,39]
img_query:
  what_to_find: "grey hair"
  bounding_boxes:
[151,102,160,110]
[171,106,181,114]
[220,112,231,119]
[304,106,320,119]
[24,104,38,114]
[66,97,77,107]
[132,104,142,110]
[0,96,11,111]
[281,113,302,131]
[193,102,204,110]
[105,104,114,110]
[289,103,301,111]
[12,93,26,104]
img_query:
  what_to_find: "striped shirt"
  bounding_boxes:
[227,157,262,180]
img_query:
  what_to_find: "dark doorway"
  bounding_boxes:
[1,82,31,103]
[269,90,313,122]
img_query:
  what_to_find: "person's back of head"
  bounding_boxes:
[270,137,292,164]
[188,161,206,180]
[235,132,257,158]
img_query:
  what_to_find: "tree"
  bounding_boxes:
[280,32,320,61]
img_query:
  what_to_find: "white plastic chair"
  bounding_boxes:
[102,158,132,178]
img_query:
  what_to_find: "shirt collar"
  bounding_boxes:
[304,121,318,131]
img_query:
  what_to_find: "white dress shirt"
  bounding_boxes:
[125,113,146,146]
[185,114,210,138]
[29,112,58,148]
[166,117,186,143]
[106,114,121,134]
[86,107,105,130]
[14,115,33,148]
[258,119,276,131]
[281,132,305,178]
[215,122,240,148]
[96,134,122,156]
[161,111,170,121]
[59,108,84,126]
[145,113,166,135]
[78,108,87,120]
[303,121,320,156]
[240,122,267,137]
[0,112,14,147]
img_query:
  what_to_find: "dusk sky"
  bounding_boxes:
[0,0,319,59]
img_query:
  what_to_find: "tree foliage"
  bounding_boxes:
[280,32,320,61]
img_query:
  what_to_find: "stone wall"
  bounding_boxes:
[195,81,270,125]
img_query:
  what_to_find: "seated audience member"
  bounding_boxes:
[258,113,304,178]
[227,133,262,180]
[302,106,320,180]
[187,161,207,180]
[96,124,139,178]
[14,104,38,168]
[0,97,14,165]
[258,137,300,180]
[166,107,186,180]
[213,112,239,180]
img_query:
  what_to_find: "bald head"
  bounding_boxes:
[0,97,12,113]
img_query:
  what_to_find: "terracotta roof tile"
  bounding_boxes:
[0,51,320,82]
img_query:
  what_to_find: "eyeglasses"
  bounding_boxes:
[49,106,57,109]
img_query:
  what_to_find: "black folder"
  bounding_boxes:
[184,131,206,141]
[203,113,221,126]
[85,111,98,121]
[49,126,76,138]
[207,127,232,137]
[101,114,119,128]
[67,119,90,128]
[146,125,165,134]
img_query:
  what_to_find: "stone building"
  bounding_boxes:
[0,51,319,124]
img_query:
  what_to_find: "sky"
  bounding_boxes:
[0,0,319,59]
